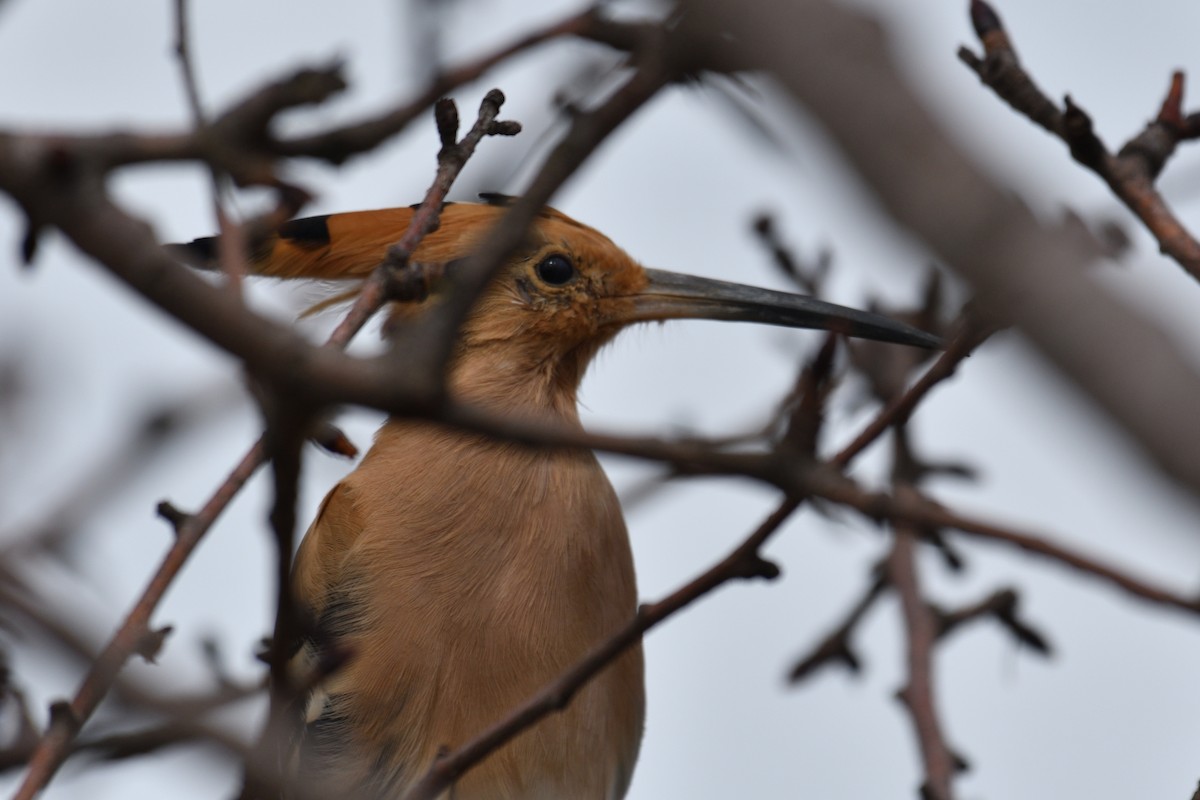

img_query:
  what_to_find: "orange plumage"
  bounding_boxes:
[171,198,939,799]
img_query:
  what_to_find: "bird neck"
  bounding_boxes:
[446,340,593,419]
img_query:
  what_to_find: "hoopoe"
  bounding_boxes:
[172,196,938,799]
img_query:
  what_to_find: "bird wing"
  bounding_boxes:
[293,481,365,617]
[289,481,377,791]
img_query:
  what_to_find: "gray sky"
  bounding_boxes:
[2,0,1200,798]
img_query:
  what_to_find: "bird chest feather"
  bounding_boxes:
[292,420,645,799]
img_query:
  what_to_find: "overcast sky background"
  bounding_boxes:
[2,1,1200,798]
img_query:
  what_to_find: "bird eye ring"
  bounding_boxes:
[534,254,576,286]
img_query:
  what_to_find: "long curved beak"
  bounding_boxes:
[618,269,942,349]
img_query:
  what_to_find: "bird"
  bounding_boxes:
[170,195,939,800]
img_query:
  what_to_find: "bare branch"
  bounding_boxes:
[9,441,265,800]
[687,0,1200,501]
[325,89,521,350]
[788,568,888,682]
[959,0,1200,281]
[806,473,1200,617]
[889,519,959,800]
[934,588,1052,657]
[8,88,523,798]
[273,9,602,164]
[412,43,680,379]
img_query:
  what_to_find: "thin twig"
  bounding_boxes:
[9,441,264,800]
[788,568,888,682]
[413,38,679,378]
[325,89,519,350]
[172,0,204,125]
[271,10,677,166]
[934,588,1052,656]
[807,473,1200,616]
[833,313,986,468]
[172,0,249,293]
[886,427,962,800]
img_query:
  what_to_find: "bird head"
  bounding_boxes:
[169,197,940,413]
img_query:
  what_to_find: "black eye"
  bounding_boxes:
[535,254,576,286]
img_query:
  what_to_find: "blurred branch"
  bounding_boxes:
[275,8,602,164]
[752,212,830,296]
[7,441,264,799]
[172,0,249,293]
[807,472,1200,616]
[1,385,241,560]
[934,588,1052,656]
[888,510,960,800]
[7,88,523,799]
[959,0,1200,282]
[687,0,1200,501]
[788,567,888,682]
[0,575,262,773]
[171,0,205,126]
[238,405,306,800]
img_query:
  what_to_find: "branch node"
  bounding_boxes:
[434,98,460,148]
[1062,96,1108,168]
[310,421,360,459]
[46,701,80,736]
[1157,70,1187,130]
[387,261,443,304]
[155,500,192,534]
[487,120,522,137]
[135,625,174,664]
[740,554,781,581]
